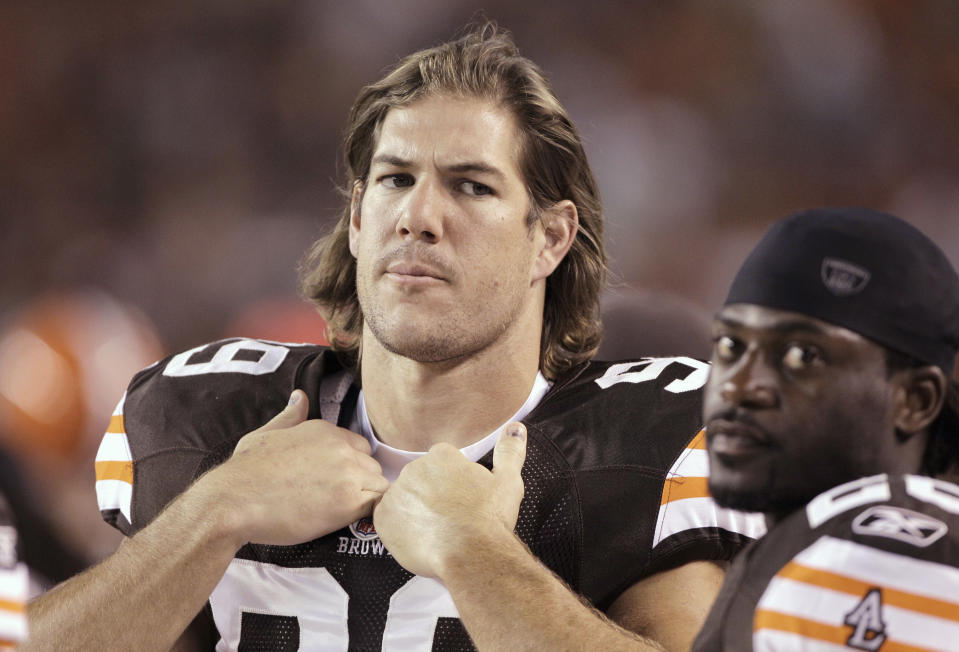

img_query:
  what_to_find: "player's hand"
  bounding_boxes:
[199,389,389,547]
[373,422,527,579]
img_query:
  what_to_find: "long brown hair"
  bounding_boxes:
[300,22,607,379]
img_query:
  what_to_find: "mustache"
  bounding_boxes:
[706,406,762,428]
[375,244,453,278]
[704,407,772,441]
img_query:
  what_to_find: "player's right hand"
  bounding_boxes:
[198,389,389,548]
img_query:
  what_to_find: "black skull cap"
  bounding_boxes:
[725,207,959,371]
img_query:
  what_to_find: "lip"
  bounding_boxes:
[705,418,772,460]
[384,261,447,284]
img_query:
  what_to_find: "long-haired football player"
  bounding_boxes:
[26,23,762,651]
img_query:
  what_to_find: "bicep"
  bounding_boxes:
[606,560,728,652]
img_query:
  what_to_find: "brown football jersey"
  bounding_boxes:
[97,338,763,650]
[695,473,959,651]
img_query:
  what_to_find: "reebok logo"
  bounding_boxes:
[821,258,870,296]
[851,505,947,547]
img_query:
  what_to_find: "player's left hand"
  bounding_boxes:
[373,422,527,580]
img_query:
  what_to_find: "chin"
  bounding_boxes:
[707,466,779,513]
[708,484,775,513]
[709,479,812,520]
[378,331,471,363]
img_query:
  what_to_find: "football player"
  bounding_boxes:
[27,23,762,651]
[694,207,959,650]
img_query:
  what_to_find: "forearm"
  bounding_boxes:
[24,480,242,652]
[439,530,664,652]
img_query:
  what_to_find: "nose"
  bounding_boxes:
[718,349,778,409]
[396,177,445,243]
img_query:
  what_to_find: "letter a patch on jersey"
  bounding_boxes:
[844,589,886,651]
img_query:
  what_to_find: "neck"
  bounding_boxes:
[763,434,931,530]
[358,323,543,452]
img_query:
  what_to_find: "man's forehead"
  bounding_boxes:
[371,94,523,171]
[715,303,865,343]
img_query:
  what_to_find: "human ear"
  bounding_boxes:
[894,365,948,437]
[531,199,578,282]
[348,180,364,258]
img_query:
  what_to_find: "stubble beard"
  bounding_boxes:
[358,279,525,365]
[709,459,783,515]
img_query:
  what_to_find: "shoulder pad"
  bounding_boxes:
[95,339,344,533]
[529,358,708,470]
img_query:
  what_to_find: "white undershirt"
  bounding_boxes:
[355,372,552,482]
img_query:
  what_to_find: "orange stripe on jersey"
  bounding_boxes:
[106,413,125,433]
[755,609,934,652]
[658,429,709,506]
[754,609,847,643]
[688,429,706,449]
[95,460,133,484]
[660,476,710,505]
[0,598,25,614]
[779,561,959,623]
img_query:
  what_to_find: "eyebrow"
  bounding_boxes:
[446,162,507,181]
[370,154,507,181]
[371,154,412,169]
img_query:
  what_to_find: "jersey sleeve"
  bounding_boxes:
[94,338,329,535]
[0,495,28,646]
[650,428,766,569]
[94,363,222,537]
[94,394,135,532]
[540,357,766,609]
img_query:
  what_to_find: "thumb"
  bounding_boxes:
[492,421,527,480]
[258,389,309,432]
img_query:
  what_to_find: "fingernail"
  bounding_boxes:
[507,423,526,440]
[288,391,300,406]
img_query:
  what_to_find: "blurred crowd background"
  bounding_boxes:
[2,0,959,580]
